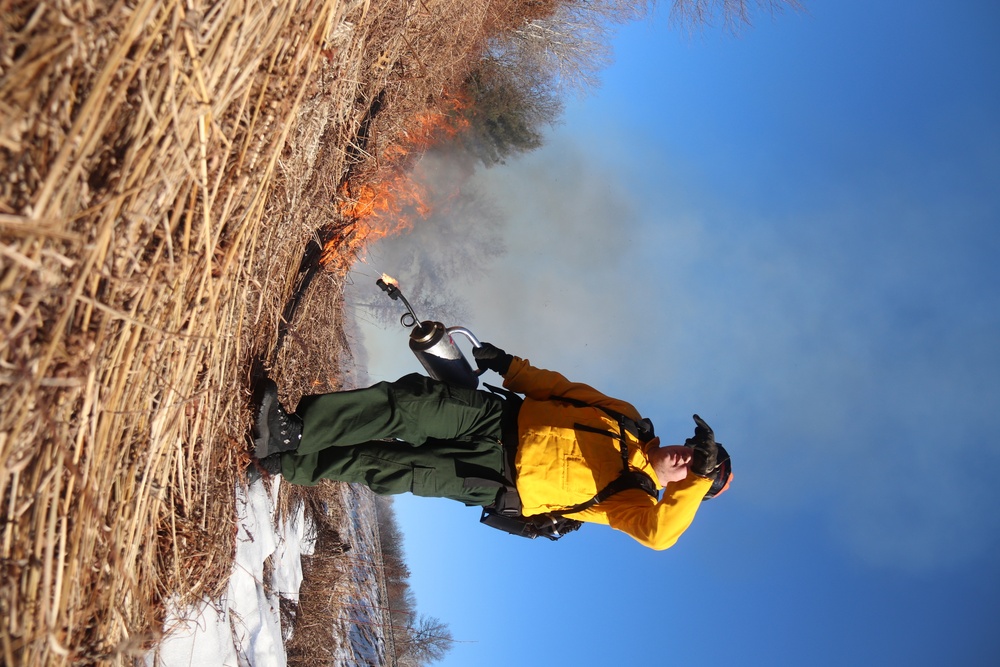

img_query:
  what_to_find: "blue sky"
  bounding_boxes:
[344,1,1000,664]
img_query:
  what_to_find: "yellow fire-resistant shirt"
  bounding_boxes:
[503,357,712,551]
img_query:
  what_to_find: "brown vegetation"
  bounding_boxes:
[0,0,563,662]
[0,0,469,662]
[280,481,349,666]
[282,492,449,666]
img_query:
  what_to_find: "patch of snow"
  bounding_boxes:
[145,476,315,667]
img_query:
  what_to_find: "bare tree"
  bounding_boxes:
[670,0,804,33]
[397,615,455,666]
[460,59,556,166]
[488,0,654,98]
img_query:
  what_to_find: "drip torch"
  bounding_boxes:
[376,276,484,389]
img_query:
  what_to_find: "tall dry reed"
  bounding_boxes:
[1,0,500,663]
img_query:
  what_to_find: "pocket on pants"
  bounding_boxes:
[409,466,437,497]
[359,454,424,496]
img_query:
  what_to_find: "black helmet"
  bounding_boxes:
[703,442,732,500]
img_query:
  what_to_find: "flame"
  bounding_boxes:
[320,92,472,267]
[380,273,398,287]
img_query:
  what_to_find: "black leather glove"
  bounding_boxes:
[473,342,513,375]
[685,414,720,478]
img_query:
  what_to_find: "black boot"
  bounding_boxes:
[253,381,302,458]
[246,453,283,483]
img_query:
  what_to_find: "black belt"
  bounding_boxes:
[460,385,523,511]
[487,383,522,482]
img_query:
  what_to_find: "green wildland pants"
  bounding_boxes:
[279,373,508,506]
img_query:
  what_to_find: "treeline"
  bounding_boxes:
[283,489,452,666]
[446,0,651,166]
[430,0,801,167]
[361,0,804,178]
[374,495,454,666]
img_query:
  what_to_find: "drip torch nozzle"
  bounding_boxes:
[376,278,422,328]
[376,278,400,300]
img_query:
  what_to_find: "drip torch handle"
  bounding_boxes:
[447,326,482,348]
[447,327,486,376]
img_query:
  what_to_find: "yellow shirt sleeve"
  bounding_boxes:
[572,475,713,551]
[503,357,643,422]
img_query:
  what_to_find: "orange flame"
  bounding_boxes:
[380,273,398,287]
[321,93,472,267]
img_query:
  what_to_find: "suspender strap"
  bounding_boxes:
[560,395,655,482]
[572,422,632,471]
[556,396,655,442]
[549,469,658,518]
[558,394,659,514]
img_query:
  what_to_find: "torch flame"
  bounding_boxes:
[381,273,398,287]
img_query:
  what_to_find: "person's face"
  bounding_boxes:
[650,444,693,486]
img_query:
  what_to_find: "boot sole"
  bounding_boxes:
[253,387,277,459]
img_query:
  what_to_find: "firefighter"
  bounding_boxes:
[253,343,732,550]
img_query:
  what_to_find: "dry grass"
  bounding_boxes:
[0,0,504,665]
[280,481,349,666]
[0,1,360,662]
[0,0,514,664]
